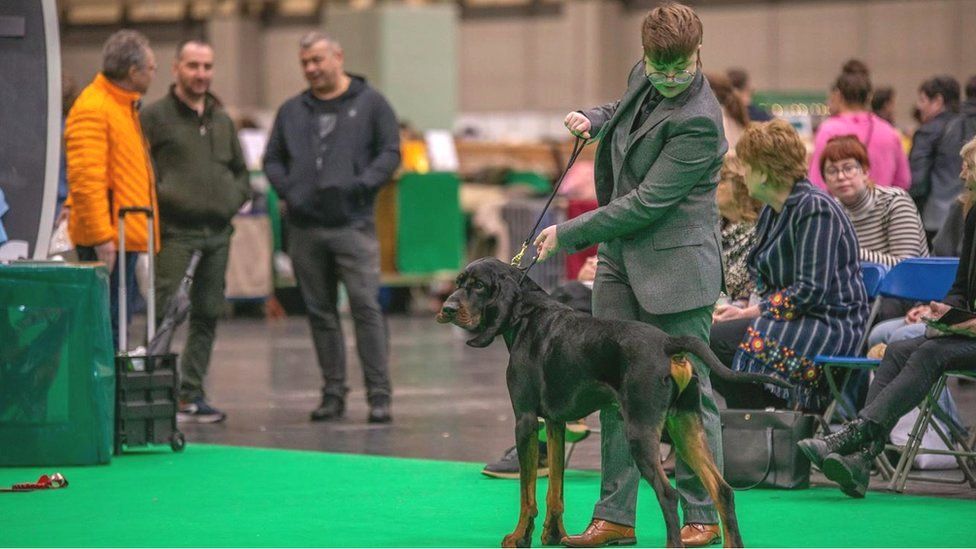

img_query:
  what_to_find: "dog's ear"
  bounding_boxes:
[466,271,519,348]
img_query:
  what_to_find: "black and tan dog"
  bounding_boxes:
[436,258,790,548]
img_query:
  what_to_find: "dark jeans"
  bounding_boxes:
[707,317,789,409]
[860,335,976,431]
[77,246,138,350]
[155,225,231,402]
[288,221,391,402]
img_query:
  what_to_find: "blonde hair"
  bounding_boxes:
[735,119,808,188]
[960,135,976,214]
[719,156,761,223]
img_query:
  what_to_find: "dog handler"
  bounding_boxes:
[535,3,727,546]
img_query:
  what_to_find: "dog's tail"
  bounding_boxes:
[664,335,792,389]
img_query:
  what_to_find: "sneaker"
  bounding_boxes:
[178,398,227,424]
[481,443,549,479]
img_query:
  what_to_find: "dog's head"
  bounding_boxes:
[436,258,526,348]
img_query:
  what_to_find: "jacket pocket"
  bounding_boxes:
[653,225,705,250]
[311,182,352,227]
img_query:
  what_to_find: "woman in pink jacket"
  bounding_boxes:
[809,68,911,190]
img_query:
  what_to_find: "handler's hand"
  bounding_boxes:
[534,225,559,262]
[564,112,591,139]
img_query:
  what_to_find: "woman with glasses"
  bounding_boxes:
[819,135,930,419]
[709,120,869,413]
[820,135,929,268]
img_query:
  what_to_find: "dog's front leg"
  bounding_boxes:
[541,421,567,546]
[502,414,539,548]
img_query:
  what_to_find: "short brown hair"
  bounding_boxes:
[641,2,703,64]
[820,135,870,179]
[735,119,808,187]
[834,71,872,106]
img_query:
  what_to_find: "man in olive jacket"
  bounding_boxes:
[535,3,727,547]
[141,39,250,423]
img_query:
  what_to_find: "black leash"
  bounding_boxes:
[511,136,588,282]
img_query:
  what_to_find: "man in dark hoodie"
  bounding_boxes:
[263,32,400,424]
[141,39,250,423]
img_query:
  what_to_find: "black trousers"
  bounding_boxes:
[860,334,976,431]
[708,318,789,410]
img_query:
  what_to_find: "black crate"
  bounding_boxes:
[114,353,185,454]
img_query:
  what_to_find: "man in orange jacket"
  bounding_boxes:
[65,29,159,347]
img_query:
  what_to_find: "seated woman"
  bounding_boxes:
[709,120,869,413]
[798,136,976,499]
[820,135,929,267]
[820,134,930,413]
[717,156,762,307]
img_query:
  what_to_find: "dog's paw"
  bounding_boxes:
[502,532,532,548]
[540,529,566,546]
[540,520,566,546]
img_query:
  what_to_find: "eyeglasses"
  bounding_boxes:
[645,56,701,86]
[646,69,695,85]
[823,163,862,180]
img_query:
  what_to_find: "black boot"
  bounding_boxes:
[368,395,392,424]
[822,438,885,498]
[310,395,345,421]
[797,418,883,468]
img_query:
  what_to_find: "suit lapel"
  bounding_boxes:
[626,101,674,150]
[601,77,650,140]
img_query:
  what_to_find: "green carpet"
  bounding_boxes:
[0,444,973,547]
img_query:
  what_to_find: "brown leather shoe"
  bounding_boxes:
[561,519,636,547]
[680,523,721,547]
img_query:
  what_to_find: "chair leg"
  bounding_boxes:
[922,399,976,488]
[889,376,946,492]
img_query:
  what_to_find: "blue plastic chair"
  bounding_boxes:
[814,262,888,432]
[814,257,960,481]
[816,257,959,380]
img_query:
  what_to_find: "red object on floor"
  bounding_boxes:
[565,199,599,280]
[0,473,68,492]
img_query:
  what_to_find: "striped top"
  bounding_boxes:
[733,181,869,411]
[842,185,929,267]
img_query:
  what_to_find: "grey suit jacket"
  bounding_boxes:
[557,64,728,315]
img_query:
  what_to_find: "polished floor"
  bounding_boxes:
[170,312,975,500]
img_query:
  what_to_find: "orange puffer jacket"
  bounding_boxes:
[65,74,159,252]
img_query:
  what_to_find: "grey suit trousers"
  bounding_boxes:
[591,239,721,527]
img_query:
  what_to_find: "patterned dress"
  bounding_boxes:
[721,220,758,303]
[733,181,869,411]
